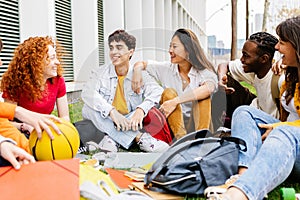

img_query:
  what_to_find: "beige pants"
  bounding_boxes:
[160,88,212,139]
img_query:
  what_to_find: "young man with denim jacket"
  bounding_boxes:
[81,30,169,152]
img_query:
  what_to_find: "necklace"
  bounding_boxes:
[180,74,189,90]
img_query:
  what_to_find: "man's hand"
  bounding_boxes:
[109,108,130,131]
[219,75,235,94]
[14,106,62,140]
[129,108,145,131]
[0,141,35,170]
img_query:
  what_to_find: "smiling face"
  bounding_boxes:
[275,39,298,67]
[43,45,60,80]
[169,35,188,65]
[240,41,262,73]
[109,40,133,67]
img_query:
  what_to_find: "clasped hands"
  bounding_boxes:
[109,108,144,131]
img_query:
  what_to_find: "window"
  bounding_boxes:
[0,0,19,78]
[98,0,104,65]
[55,0,73,81]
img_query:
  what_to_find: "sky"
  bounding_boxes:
[206,0,265,48]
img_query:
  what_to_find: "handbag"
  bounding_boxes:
[144,129,247,195]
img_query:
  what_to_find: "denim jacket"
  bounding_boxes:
[81,63,163,118]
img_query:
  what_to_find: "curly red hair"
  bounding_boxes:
[1,36,64,102]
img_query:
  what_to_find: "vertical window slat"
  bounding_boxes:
[55,0,74,81]
[98,0,104,65]
[0,0,20,78]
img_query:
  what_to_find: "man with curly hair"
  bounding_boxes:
[81,30,170,152]
[213,32,282,129]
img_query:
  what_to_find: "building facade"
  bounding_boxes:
[0,0,207,95]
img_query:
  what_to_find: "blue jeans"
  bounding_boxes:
[82,104,138,149]
[231,106,300,200]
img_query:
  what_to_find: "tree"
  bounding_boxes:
[275,6,300,28]
[246,0,249,39]
[231,0,237,60]
[262,0,270,31]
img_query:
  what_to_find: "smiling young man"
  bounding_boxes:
[81,30,169,152]
[216,32,281,127]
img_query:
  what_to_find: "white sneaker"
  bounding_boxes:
[98,135,118,152]
[137,132,169,152]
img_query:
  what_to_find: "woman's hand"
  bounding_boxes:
[132,62,145,94]
[271,59,285,75]
[14,106,62,140]
[259,123,274,141]
[159,98,179,118]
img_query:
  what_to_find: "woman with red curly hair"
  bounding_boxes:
[1,36,69,136]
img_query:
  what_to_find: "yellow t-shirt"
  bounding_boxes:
[112,76,129,115]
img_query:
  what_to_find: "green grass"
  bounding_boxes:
[240,81,257,95]
[51,99,84,123]
[62,97,300,199]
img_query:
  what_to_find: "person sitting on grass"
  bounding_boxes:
[81,29,170,153]
[132,28,218,139]
[213,32,280,129]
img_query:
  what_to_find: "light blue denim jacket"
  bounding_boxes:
[81,63,163,118]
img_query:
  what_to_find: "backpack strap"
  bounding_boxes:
[221,137,247,151]
[271,73,280,110]
[171,129,212,147]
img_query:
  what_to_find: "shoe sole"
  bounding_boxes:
[204,187,227,196]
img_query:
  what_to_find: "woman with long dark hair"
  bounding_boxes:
[132,28,217,139]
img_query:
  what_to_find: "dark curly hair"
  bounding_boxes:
[108,30,136,60]
[248,32,278,61]
[108,29,136,50]
[0,36,64,103]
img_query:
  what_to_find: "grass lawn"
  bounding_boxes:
[60,98,299,199]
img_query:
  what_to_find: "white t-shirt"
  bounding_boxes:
[281,92,298,121]
[229,59,281,119]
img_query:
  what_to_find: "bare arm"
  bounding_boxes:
[56,94,70,121]
[132,61,148,93]
[217,62,235,94]
[14,106,62,139]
